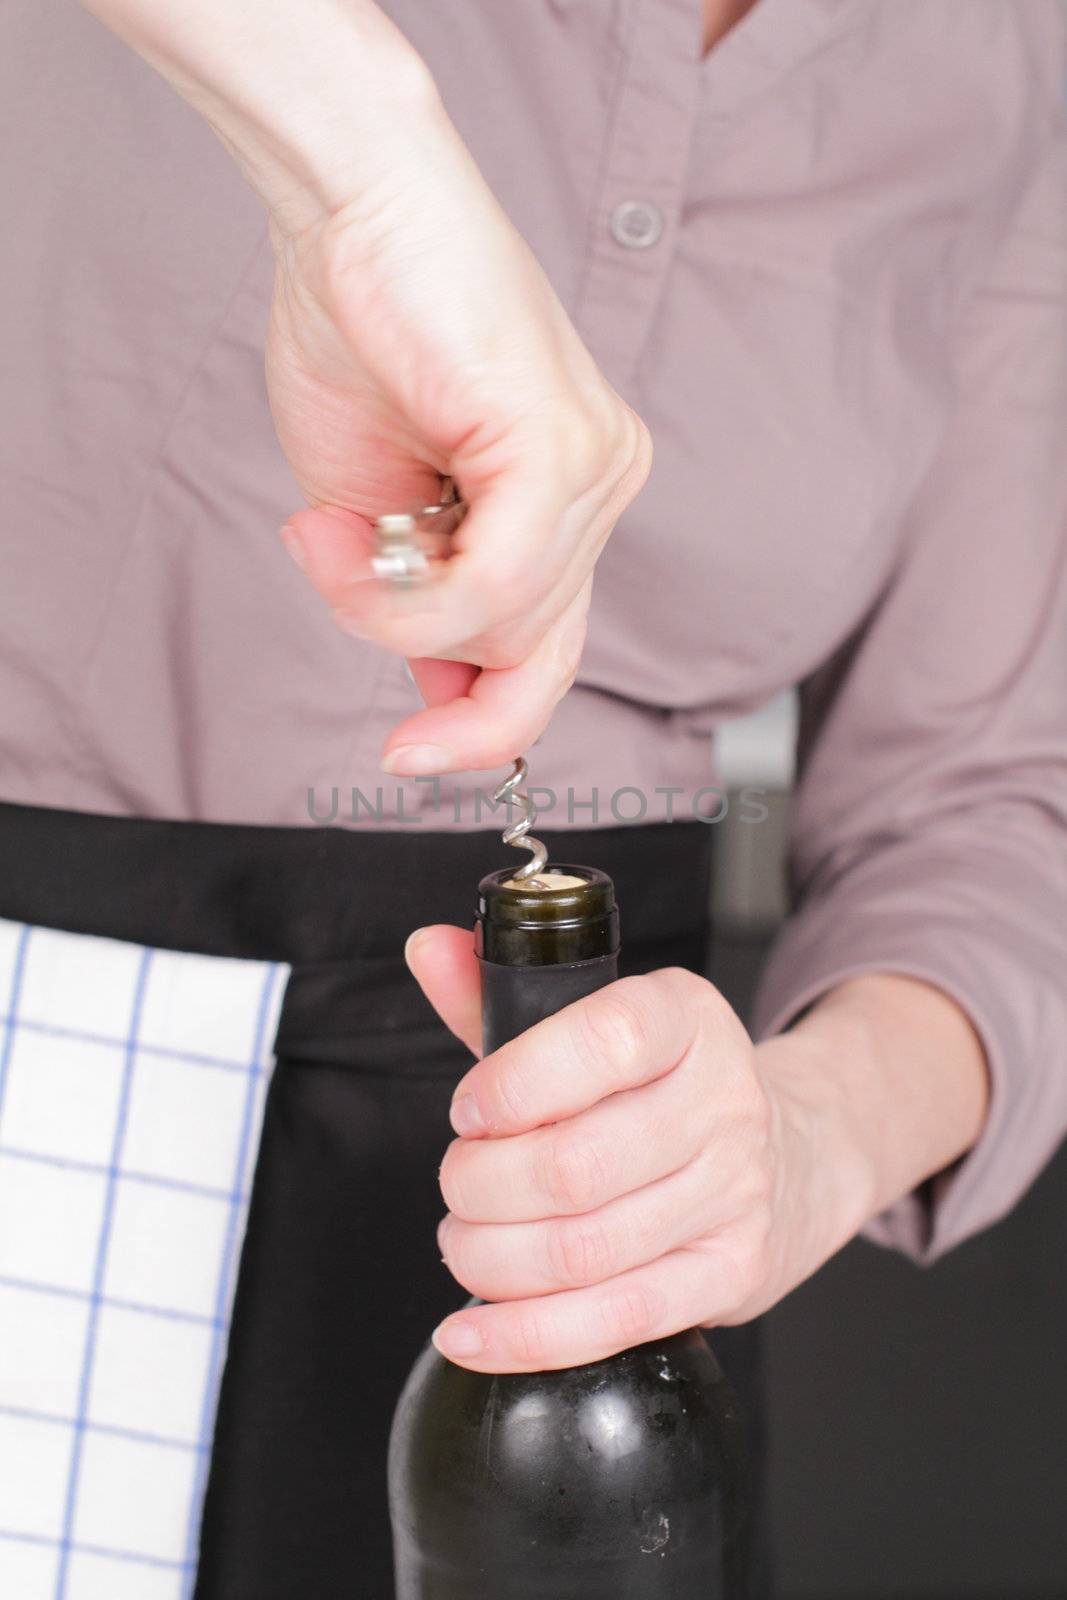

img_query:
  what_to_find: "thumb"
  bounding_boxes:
[404,924,483,1057]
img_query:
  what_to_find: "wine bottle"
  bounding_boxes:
[389,864,750,1597]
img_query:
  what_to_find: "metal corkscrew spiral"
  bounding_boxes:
[371,489,550,888]
[493,758,549,885]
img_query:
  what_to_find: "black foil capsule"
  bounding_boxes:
[388,865,750,1597]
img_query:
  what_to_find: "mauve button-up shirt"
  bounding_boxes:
[1,0,1066,1259]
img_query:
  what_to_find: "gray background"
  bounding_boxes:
[710,698,1067,1600]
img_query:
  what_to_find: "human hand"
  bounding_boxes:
[83,0,650,771]
[404,924,877,1373]
[257,32,651,776]
[269,113,649,775]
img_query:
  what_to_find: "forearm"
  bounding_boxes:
[756,973,990,1293]
[79,0,440,233]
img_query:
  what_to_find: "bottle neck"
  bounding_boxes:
[474,865,619,967]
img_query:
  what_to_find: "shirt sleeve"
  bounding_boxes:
[749,110,1067,1262]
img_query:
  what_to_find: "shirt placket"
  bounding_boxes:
[573,0,703,395]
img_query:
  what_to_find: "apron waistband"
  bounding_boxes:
[0,802,713,964]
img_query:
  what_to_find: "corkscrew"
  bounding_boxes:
[373,484,554,889]
[492,758,549,886]
[371,478,467,587]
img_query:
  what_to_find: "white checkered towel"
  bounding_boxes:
[0,917,287,1599]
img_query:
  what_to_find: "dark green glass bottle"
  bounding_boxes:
[389,864,750,1597]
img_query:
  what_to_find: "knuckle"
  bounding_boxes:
[598,1282,661,1349]
[576,983,650,1083]
[547,396,640,497]
[440,1229,478,1291]
[511,1306,547,1368]
[554,410,605,489]
[650,967,706,1039]
[629,410,654,482]
[701,977,749,1043]
[585,403,652,510]
[438,1141,473,1220]
[486,1063,531,1131]
[444,1234,498,1299]
[718,1230,772,1310]
[547,1215,615,1288]
[613,405,653,494]
[656,965,707,1012]
[540,1130,609,1214]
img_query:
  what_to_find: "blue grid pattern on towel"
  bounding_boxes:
[0,918,286,1600]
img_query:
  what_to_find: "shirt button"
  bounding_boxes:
[610,199,664,251]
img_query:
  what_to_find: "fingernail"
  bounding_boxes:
[436,1214,453,1253]
[432,1318,484,1359]
[450,1092,486,1138]
[381,744,451,776]
[404,928,432,967]
[280,524,306,570]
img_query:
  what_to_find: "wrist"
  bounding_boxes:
[756,972,990,1288]
[755,1023,881,1297]
[82,0,440,234]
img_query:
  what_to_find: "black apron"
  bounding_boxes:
[0,804,772,1597]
